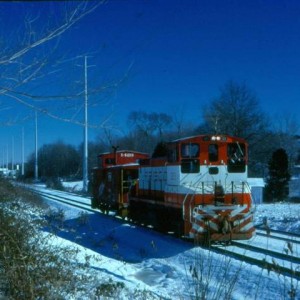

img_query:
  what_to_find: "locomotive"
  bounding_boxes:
[92,134,255,244]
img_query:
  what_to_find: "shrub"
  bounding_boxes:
[0,180,88,299]
[0,179,160,299]
[94,279,125,298]
[45,177,65,191]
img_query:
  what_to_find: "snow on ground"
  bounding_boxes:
[254,202,300,233]
[25,182,300,299]
[62,180,83,192]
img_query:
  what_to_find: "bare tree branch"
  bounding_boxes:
[0,1,130,131]
[0,2,103,65]
[4,92,115,130]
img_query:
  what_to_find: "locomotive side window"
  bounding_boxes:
[181,159,200,173]
[105,158,116,165]
[181,143,199,158]
[209,144,218,162]
[227,142,246,173]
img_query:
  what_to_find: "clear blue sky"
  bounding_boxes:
[1,0,300,165]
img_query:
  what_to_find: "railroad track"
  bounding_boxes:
[22,184,95,212]
[256,227,300,244]
[23,184,300,280]
[211,230,300,280]
[212,245,300,280]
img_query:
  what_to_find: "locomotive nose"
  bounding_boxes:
[219,214,232,234]
[214,184,225,204]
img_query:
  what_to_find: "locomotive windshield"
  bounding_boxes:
[180,143,200,173]
[208,144,218,162]
[227,142,246,173]
[181,143,199,158]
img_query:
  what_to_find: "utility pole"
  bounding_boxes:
[22,127,25,176]
[11,136,14,172]
[2,148,4,169]
[34,111,38,182]
[6,144,8,171]
[83,56,88,193]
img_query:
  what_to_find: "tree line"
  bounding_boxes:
[24,81,299,202]
[0,4,294,202]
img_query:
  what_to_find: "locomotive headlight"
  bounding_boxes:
[211,136,227,141]
[212,136,221,141]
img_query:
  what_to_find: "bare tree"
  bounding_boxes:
[26,141,80,179]
[149,112,172,138]
[128,111,173,137]
[171,104,188,137]
[0,1,106,126]
[202,81,269,139]
[126,111,174,153]
[201,81,272,176]
[128,111,157,137]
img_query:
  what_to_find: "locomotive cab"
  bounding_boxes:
[133,134,254,243]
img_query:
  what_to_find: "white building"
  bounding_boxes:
[247,178,265,204]
[289,165,300,200]
[0,168,9,176]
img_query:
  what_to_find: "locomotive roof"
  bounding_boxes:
[106,162,140,168]
[171,134,246,143]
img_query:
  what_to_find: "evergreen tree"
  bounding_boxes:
[265,148,290,202]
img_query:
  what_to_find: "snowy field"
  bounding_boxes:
[23,183,300,299]
[254,202,300,233]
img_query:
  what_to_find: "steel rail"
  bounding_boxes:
[211,244,300,280]
[24,184,300,280]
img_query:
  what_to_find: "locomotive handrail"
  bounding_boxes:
[182,190,194,222]
[182,172,208,222]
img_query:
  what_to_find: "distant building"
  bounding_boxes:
[290,134,300,197]
[247,178,265,204]
[289,165,300,199]
[0,168,9,177]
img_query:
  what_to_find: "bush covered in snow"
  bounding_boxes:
[0,179,120,299]
[0,179,162,299]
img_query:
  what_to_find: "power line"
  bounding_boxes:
[83,56,88,193]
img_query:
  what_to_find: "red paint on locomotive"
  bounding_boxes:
[91,150,149,214]
[92,135,255,244]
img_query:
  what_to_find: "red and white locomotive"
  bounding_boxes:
[92,134,255,244]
